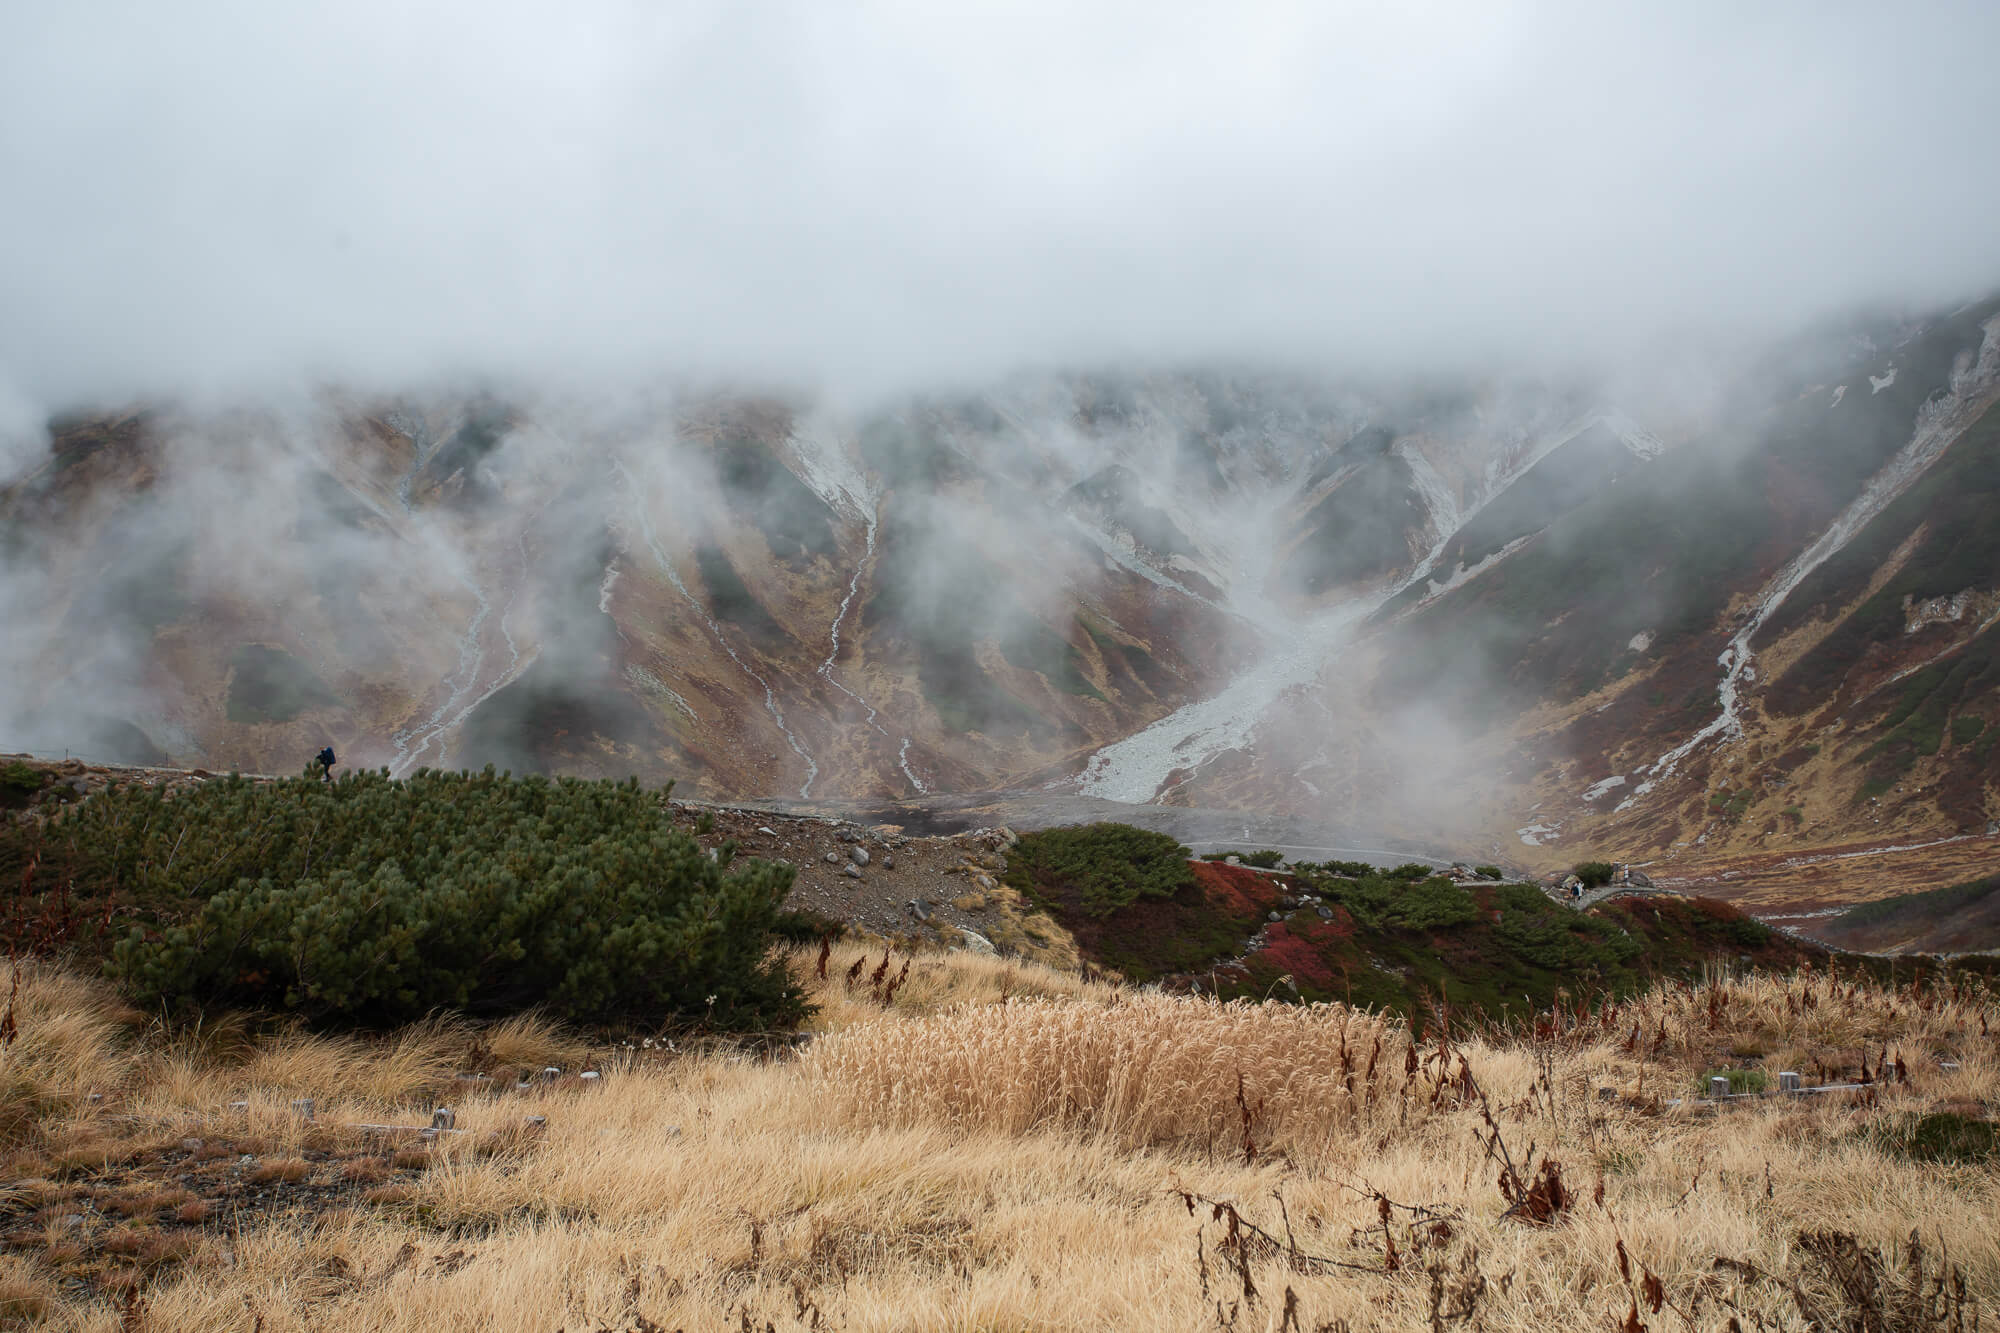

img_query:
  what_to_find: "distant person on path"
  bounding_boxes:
[314,746,336,782]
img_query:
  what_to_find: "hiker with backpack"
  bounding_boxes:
[314,746,336,781]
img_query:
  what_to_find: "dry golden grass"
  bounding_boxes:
[0,952,1993,1329]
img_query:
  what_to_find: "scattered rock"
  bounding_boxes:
[957,927,996,954]
[822,851,841,865]
[906,899,929,922]
[882,854,895,870]
[1316,906,1333,920]
[848,845,870,867]
[1266,910,1283,922]
[840,863,863,880]
[757,826,777,836]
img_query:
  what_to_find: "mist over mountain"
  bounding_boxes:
[4,2,1999,920]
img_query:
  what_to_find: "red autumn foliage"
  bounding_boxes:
[1187,860,1286,917]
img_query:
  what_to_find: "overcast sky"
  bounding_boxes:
[2,1,1997,409]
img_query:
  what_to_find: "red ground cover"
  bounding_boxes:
[1187,860,1286,916]
[1249,921,1337,990]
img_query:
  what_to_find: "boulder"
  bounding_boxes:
[957,927,997,955]
[882,854,896,870]
[849,845,870,867]
[840,863,863,880]
[822,851,841,865]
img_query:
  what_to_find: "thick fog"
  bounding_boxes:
[3,1,1999,415]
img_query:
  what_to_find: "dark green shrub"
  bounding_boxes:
[0,761,44,795]
[1004,823,1193,917]
[1572,861,1616,888]
[1474,865,1504,880]
[1240,849,1284,869]
[100,769,805,1027]
[1325,875,1479,932]
[1950,715,1986,747]
[1493,882,1556,913]
[1386,862,1434,881]
[1296,859,1374,878]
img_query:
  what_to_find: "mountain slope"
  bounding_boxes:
[4,303,1997,927]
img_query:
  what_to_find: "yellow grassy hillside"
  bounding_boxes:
[0,947,1994,1330]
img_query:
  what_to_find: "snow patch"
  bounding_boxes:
[1829,384,1847,407]
[1602,412,1665,459]
[1870,368,1898,395]
[1582,775,1627,802]
[1417,535,1535,604]
[597,559,620,615]
[626,664,697,720]
[786,418,873,518]
[1517,821,1561,847]
[897,737,930,795]
[1627,630,1654,653]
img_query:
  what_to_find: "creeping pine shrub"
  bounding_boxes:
[1571,861,1615,888]
[0,761,45,795]
[1299,859,1375,878]
[1320,875,1480,932]
[104,769,805,1027]
[1004,823,1194,917]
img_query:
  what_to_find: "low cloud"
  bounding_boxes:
[2,2,1997,413]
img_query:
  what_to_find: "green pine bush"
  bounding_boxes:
[97,768,805,1027]
[1003,823,1194,917]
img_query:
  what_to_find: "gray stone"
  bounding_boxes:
[823,851,841,865]
[957,928,997,955]
[1316,906,1333,920]
[849,845,870,867]
[841,863,863,879]
[906,899,929,921]
[882,854,895,870]
[757,826,777,836]
[1267,910,1283,922]
[181,1137,205,1152]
